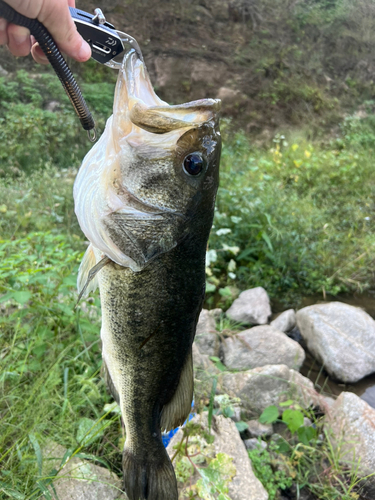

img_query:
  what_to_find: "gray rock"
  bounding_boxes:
[167,413,268,500]
[325,392,375,496]
[221,325,305,371]
[222,364,318,415]
[271,309,296,333]
[247,420,273,438]
[296,302,375,383]
[226,287,271,325]
[43,442,125,499]
[194,309,220,356]
[244,438,267,451]
[0,64,8,76]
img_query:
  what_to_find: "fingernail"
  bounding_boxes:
[12,26,29,45]
[77,40,91,61]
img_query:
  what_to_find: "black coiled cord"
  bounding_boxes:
[0,0,96,137]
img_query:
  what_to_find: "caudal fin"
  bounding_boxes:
[122,446,178,500]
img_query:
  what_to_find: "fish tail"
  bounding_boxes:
[122,445,178,500]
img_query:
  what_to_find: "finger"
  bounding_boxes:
[7,24,31,57]
[38,0,91,62]
[68,0,76,7]
[31,41,49,64]
[0,18,8,45]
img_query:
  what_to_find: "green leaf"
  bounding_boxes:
[282,409,304,433]
[235,421,249,433]
[261,232,273,252]
[222,406,234,418]
[297,425,317,445]
[36,480,51,500]
[76,417,110,446]
[29,434,43,475]
[279,399,294,407]
[11,291,32,304]
[205,282,216,293]
[60,449,74,469]
[259,405,279,424]
[209,357,227,372]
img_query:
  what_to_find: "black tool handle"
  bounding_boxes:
[0,0,95,133]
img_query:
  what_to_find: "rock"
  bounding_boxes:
[194,309,220,356]
[247,420,273,438]
[192,343,219,375]
[271,309,296,333]
[325,392,375,496]
[167,414,269,500]
[226,287,271,325]
[42,442,126,499]
[221,325,305,371]
[222,364,318,416]
[296,302,375,383]
[243,438,267,451]
[0,64,8,76]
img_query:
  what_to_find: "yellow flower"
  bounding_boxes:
[294,160,303,168]
[304,150,311,158]
[292,144,299,151]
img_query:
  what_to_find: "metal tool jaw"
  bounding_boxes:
[70,7,143,67]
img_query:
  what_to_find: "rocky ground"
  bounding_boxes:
[41,288,375,499]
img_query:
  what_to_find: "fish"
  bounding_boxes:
[73,49,221,500]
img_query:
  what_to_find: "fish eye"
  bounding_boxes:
[183,153,205,176]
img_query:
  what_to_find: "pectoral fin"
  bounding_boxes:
[160,349,193,432]
[76,244,111,306]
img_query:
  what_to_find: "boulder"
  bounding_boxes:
[42,442,126,499]
[222,364,318,416]
[247,420,273,438]
[226,287,271,325]
[325,392,375,497]
[296,302,375,383]
[271,309,296,333]
[167,413,268,500]
[221,325,305,371]
[194,309,220,356]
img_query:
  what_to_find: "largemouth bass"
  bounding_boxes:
[73,49,221,500]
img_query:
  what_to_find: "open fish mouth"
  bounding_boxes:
[112,49,221,145]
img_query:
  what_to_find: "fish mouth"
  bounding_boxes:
[112,50,221,146]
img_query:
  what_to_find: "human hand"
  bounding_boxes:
[0,0,91,64]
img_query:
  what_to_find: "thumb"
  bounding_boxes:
[38,0,91,62]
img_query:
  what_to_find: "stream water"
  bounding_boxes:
[272,292,375,408]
